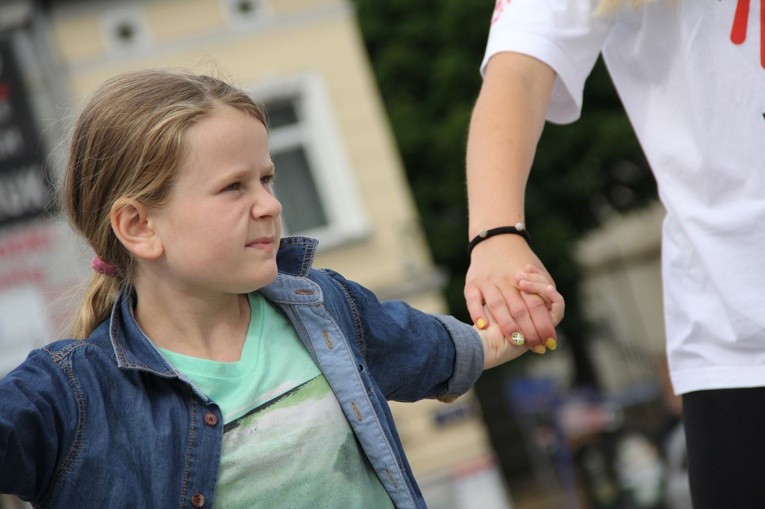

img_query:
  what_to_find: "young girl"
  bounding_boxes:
[0,69,562,508]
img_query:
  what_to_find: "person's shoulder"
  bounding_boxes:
[41,337,90,356]
[1,339,87,387]
[38,321,113,362]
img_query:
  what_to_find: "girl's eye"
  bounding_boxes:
[261,174,275,187]
[223,182,244,192]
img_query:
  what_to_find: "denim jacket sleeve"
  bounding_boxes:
[316,268,484,402]
[0,345,80,503]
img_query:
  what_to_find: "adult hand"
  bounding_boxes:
[465,234,561,353]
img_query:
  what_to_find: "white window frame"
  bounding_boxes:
[249,73,369,249]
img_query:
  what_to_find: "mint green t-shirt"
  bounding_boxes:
[159,293,393,509]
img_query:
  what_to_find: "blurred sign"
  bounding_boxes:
[0,34,54,228]
[0,284,52,377]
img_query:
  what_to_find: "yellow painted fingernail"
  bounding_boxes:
[476,318,488,330]
[534,345,546,355]
[546,338,558,350]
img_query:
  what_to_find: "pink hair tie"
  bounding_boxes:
[91,256,120,277]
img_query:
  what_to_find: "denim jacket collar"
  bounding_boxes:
[275,236,319,277]
[108,290,177,377]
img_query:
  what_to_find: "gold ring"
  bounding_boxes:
[511,332,525,346]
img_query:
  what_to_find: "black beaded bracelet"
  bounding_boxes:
[468,224,531,256]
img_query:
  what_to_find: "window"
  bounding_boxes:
[100,5,151,53]
[254,75,368,248]
[220,0,271,27]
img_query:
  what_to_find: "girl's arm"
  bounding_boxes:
[320,268,483,402]
[0,352,67,502]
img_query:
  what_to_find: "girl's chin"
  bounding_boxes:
[248,270,278,290]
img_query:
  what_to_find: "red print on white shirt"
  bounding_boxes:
[730,0,765,68]
[491,0,512,25]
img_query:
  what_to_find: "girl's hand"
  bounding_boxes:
[515,264,565,326]
[477,309,530,369]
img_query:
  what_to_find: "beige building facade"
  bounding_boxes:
[576,202,667,397]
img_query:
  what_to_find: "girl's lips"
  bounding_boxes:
[246,237,274,248]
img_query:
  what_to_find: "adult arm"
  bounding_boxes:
[465,51,560,352]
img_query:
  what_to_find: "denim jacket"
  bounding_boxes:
[0,237,484,508]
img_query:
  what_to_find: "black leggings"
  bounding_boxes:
[682,387,765,509]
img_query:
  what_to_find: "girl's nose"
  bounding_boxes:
[252,188,282,218]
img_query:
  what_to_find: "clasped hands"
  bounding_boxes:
[466,238,564,369]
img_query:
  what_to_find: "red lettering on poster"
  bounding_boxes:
[0,268,44,289]
[0,227,54,260]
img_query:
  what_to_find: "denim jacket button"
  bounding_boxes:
[204,412,218,426]
[191,493,206,507]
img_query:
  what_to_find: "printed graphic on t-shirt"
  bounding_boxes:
[491,0,512,25]
[491,0,765,69]
[730,0,764,67]
[214,375,393,509]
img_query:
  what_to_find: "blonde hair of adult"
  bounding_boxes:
[595,0,655,14]
[64,70,266,338]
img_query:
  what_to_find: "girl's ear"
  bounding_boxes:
[111,198,163,260]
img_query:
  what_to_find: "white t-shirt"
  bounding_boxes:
[483,0,765,394]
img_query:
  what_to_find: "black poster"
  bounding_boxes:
[0,34,55,228]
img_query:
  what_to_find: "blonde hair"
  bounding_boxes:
[64,69,266,338]
[595,0,655,14]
